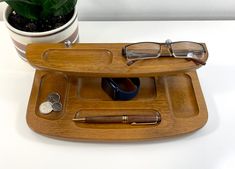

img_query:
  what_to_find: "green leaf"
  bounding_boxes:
[41,0,77,17]
[4,0,41,20]
[2,0,77,20]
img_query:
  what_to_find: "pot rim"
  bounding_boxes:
[3,4,78,37]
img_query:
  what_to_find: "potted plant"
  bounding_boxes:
[1,0,79,60]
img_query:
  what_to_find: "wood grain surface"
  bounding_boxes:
[26,43,208,77]
[26,70,208,141]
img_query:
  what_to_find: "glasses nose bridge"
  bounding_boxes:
[160,43,173,56]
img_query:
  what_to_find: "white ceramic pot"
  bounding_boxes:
[3,5,79,61]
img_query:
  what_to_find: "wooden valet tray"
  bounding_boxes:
[27,42,208,141]
[26,43,208,77]
[26,70,207,141]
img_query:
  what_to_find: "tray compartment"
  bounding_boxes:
[35,72,68,120]
[73,109,160,129]
[77,77,157,101]
[42,49,113,67]
[164,74,199,118]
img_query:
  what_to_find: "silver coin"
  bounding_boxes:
[52,102,63,112]
[47,92,60,103]
[39,101,53,114]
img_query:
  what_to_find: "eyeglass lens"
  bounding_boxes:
[125,43,161,60]
[171,42,205,60]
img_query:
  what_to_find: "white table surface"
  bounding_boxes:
[0,21,235,169]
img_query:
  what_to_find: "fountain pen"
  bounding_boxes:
[73,112,161,125]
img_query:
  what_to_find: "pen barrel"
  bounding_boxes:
[85,116,123,123]
[127,115,159,124]
[84,114,160,124]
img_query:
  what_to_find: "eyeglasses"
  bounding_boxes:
[122,40,207,66]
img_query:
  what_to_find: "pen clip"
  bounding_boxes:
[130,121,159,125]
[130,113,161,125]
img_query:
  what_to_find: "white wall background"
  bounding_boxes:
[1,0,235,20]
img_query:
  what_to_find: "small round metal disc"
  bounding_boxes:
[39,101,53,114]
[47,92,60,103]
[52,102,62,112]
